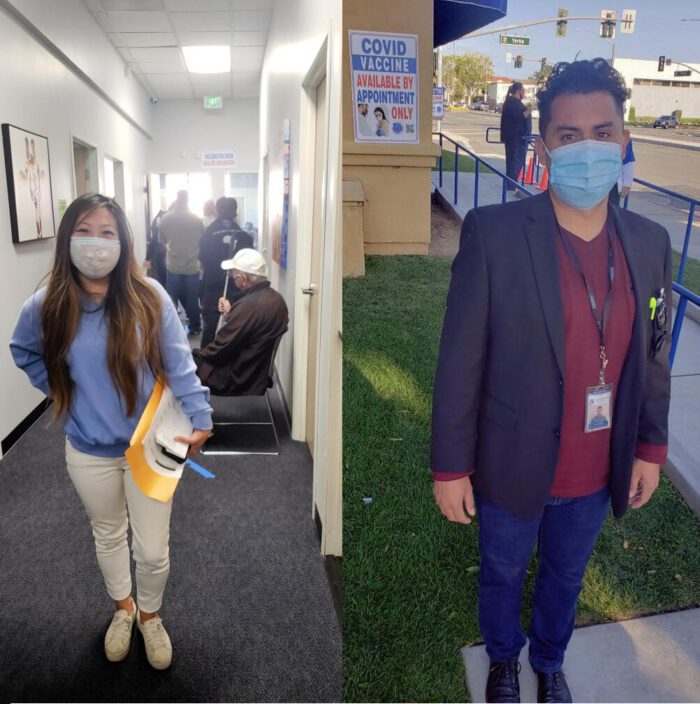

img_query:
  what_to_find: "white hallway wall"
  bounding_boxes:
[149,98,260,225]
[261,0,341,426]
[0,0,153,451]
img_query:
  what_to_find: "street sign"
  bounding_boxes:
[600,10,616,39]
[620,9,636,33]
[204,95,223,109]
[675,70,692,77]
[506,52,512,63]
[500,34,530,46]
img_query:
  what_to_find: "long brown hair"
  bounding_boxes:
[42,194,166,418]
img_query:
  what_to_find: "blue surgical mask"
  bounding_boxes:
[545,139,622,210]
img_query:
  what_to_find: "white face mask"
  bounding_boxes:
[70,237,121,279]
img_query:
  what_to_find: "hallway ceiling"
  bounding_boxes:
[82,0,274,100]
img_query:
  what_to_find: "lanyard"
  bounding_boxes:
[558,222,615,384]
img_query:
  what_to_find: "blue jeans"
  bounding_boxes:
[166,271,200,332]
[475,486,610,673]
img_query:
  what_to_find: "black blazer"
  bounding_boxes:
[431,192,672,520]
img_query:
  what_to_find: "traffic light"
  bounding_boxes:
[514,55,523,69]
[658,55,665,72]
[541,57,547,71]
[600,10,616,39]
[556,8,568,37]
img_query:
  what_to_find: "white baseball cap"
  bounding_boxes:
[221,248,268,277]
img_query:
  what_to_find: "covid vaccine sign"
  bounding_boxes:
[349,31,419,144]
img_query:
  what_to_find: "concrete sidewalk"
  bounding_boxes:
[463,609,700,703]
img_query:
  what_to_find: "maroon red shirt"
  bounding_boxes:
[434,221,667,494]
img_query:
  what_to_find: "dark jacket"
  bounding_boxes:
[195,281,288,396]
[431,192,672,520]
[500,94,528,144]
[198,219,255,304]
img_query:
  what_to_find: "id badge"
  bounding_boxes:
[585,384,613,433]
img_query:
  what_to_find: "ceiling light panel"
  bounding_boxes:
[169,12,230,32]
[232,10,272,32]
[105,11,172,32]
[164,0,230,10]
[118,32,177,47]
[178,31,231,46]
[182,45,231,73]
[99,0,165,10]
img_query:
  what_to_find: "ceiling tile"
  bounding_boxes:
[164,0,229,10]
[230,60,262,73]
[100,0,165,9]
[106,11,172,32]
[232,0,274,9]
[231,31,267,47]
[136,60,186,74]
[232,10,272,32]
[128,46,182,62]
[83,0,105,11]
[178,31,230,46]
[119,32,177,47]
[189,74,231,91]
[146,73,193,98]
[232,72,260,87]
[91,12,114,32]
[117,47,134,62]
[169,12,230,32]
[231,45,264,63]
[232,87,259,97]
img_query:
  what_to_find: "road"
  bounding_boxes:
[440,110,700,200]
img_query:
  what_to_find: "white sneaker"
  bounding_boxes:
[104,604,136,662]
[137,610,172,670]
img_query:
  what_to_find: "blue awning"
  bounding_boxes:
[434,0,508,48]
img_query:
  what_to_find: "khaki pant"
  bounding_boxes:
[65,439,173,612]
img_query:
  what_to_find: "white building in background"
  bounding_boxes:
[486,77,537,109]
[613,58,700,120]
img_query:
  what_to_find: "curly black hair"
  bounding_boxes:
[537,58,630,139]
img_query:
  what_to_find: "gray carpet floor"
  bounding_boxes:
[0,391,341,702]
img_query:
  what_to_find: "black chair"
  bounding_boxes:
[201,334,284,456]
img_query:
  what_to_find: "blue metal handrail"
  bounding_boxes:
[433,130,700,368]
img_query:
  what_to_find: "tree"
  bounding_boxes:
[530,63,554,87]
[443,53,494,105]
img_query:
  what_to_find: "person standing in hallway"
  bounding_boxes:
[198,196,254,348]
[10,194,213,670]
[159,190,204,335]
[500,82,531,191]
[432,59,671,703]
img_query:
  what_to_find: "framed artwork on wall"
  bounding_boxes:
[2,124,56,243]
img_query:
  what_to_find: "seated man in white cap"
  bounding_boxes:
[193,249,288,396]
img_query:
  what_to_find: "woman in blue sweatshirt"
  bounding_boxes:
[10,193,213,670]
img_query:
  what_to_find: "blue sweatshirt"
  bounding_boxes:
[10,278,212,458]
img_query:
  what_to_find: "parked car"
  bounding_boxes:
[470,101,489,111]
[653,115,679,129]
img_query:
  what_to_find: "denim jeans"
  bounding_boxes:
[166,271,200,332]
[475,486,610,673]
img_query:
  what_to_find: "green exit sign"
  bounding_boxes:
[500,35,530,46]
[204,95,223,109]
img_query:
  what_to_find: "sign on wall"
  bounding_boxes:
[349,31,419,144]
[271,119,290,269]
[432,87,445,120]
[202,150,236,168]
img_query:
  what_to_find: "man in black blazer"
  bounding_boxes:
[432,59,671,703]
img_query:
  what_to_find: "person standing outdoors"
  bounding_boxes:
[159,190,203,335]
[500,81,531,192]
[198,196,254,348]
[432,59,671,703]
[10,194,213,670]
[609,136,635,206]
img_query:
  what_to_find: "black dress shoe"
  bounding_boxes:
[535,669,572,703]
[486,660,521,703]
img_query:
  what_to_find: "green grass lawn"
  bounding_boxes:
[343,255,700,703]
[673,250,700,295]
[432,149,476,173]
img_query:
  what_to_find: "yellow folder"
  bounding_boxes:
[125,377,191,503]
